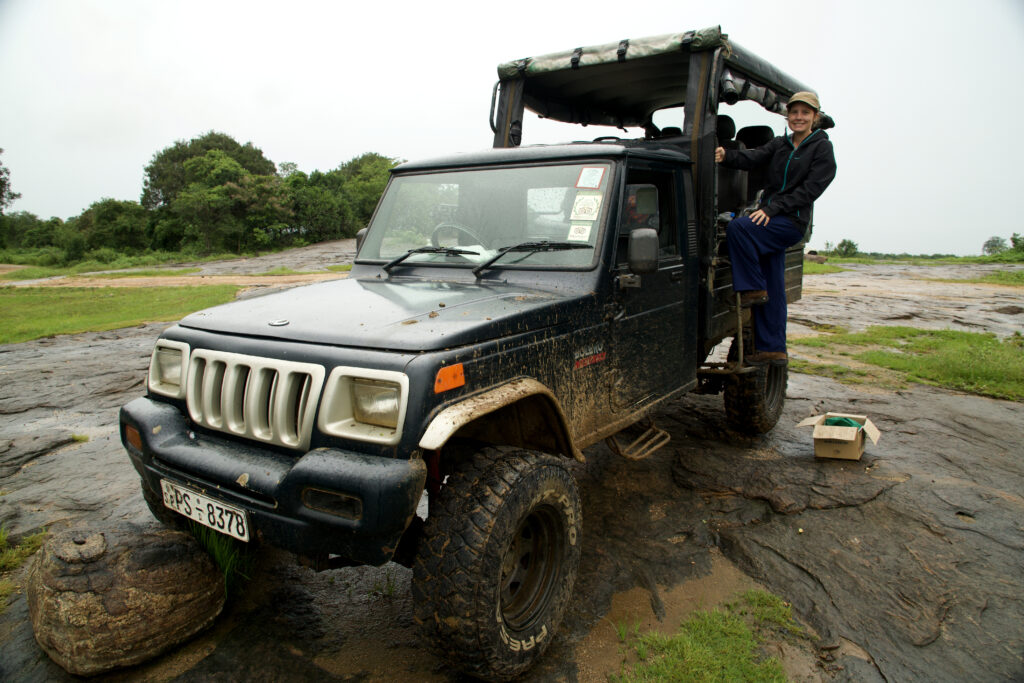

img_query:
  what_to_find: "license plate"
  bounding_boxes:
[161,479,250,542]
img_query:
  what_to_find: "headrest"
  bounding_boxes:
[634,186,658,215]
[716,115,736,141]
[736,125,775,149]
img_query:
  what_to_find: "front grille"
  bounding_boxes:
[186,349,325,450]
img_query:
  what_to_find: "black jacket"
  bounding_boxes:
[724,129,836,227]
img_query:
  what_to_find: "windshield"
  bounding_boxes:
[358,162,612,270]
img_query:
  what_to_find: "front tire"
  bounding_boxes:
[412,447,581,681]
[140,479,188,530]
[723,336,788,434]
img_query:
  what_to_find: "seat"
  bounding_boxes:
[716,115,747,217]
[735,124,774,149]
[735,125,775,206]
[618,184,659,265]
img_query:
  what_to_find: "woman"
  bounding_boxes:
[715,91,837,366]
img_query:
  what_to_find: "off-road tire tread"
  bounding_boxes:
[724,338,788,434]
[411,446,580,681]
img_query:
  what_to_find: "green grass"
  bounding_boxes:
[0,285,240,345]
[371,567,398,598]
[789,358,880,386]
[0,527,47,572]
[979,270,1024,286]
[189,523,253,597]
[2,265,70,281]
[611,590,805,682]
[3,264,203,281]
[0,527,48,614]
[731,590,806,638]
[0,247,253,270]
[796,321,848,335]
[802,261,847,275]
[825,256,881,265]
[81,267,202,279]
[925,270,1024,287]
[791,326,1024,401]
[251,266,319,276]
[0,251,237,280]
[2,263,348,280]
[824,251,1024,265]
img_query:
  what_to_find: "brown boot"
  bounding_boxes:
[746,350,788,366]
[739,290,769,308]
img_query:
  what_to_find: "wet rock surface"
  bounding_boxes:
[0,255,1022,681]
[27,524,225,676]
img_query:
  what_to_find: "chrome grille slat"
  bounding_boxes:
[186,350,325,451]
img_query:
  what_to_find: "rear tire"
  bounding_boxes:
[412,447,581,681]
[724,336,787,434]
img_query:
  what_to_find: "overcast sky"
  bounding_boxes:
[2,0,1022,255]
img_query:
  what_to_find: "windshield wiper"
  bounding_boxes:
[472,241,593,277]
[382,246,479,272]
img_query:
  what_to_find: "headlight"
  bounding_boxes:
[318,367,409,445]
[352,379,400,428]
[148,341,190,398]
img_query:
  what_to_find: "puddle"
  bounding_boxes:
[572,549,759,681]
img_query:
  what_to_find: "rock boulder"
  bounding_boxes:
[26,523,225,676]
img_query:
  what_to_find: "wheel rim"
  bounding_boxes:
[499,505,563,630]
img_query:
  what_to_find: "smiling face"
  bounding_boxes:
[787,102,818,136]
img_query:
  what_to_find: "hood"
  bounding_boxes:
[179,277,585,351]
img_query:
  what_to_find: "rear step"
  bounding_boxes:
[605,420,671,460]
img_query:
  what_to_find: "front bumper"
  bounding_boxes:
[120,397,426,566]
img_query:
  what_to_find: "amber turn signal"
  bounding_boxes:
[434,363,465,393]
[124,424,142,450]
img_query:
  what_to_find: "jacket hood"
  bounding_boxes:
[178,276,583,351]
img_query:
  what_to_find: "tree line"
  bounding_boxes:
[0,133,398,263]
[983,235,1024,256]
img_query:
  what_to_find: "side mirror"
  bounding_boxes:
[355,227,368,253]
[628,228,658,274]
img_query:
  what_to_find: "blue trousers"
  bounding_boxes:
[726,214,805,352]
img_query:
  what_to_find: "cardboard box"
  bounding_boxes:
[796,412,881,460]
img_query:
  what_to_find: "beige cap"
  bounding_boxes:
[787,91,820,111]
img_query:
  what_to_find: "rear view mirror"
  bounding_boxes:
[628,228,658,274]
[355,227,368,253]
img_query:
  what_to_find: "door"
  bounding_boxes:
[608,165,695,412]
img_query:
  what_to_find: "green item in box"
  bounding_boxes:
[824,416,862,429]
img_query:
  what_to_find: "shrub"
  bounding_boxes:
[834,239,858,257]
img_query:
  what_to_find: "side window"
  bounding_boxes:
[616,169,679,266]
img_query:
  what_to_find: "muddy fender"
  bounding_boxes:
[419,379,583,461]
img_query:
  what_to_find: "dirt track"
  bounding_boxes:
[1,245,1022,681]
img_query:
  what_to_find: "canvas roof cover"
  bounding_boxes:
[496,26,814,129]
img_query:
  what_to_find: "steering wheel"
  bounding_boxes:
[592,135,621,142]
[430,222,485,248]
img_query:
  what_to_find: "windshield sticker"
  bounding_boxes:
[576,167,606,189]
[570,191,602,221]
[567,222,592,242]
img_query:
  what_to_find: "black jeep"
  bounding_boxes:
[120,26,829,680]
